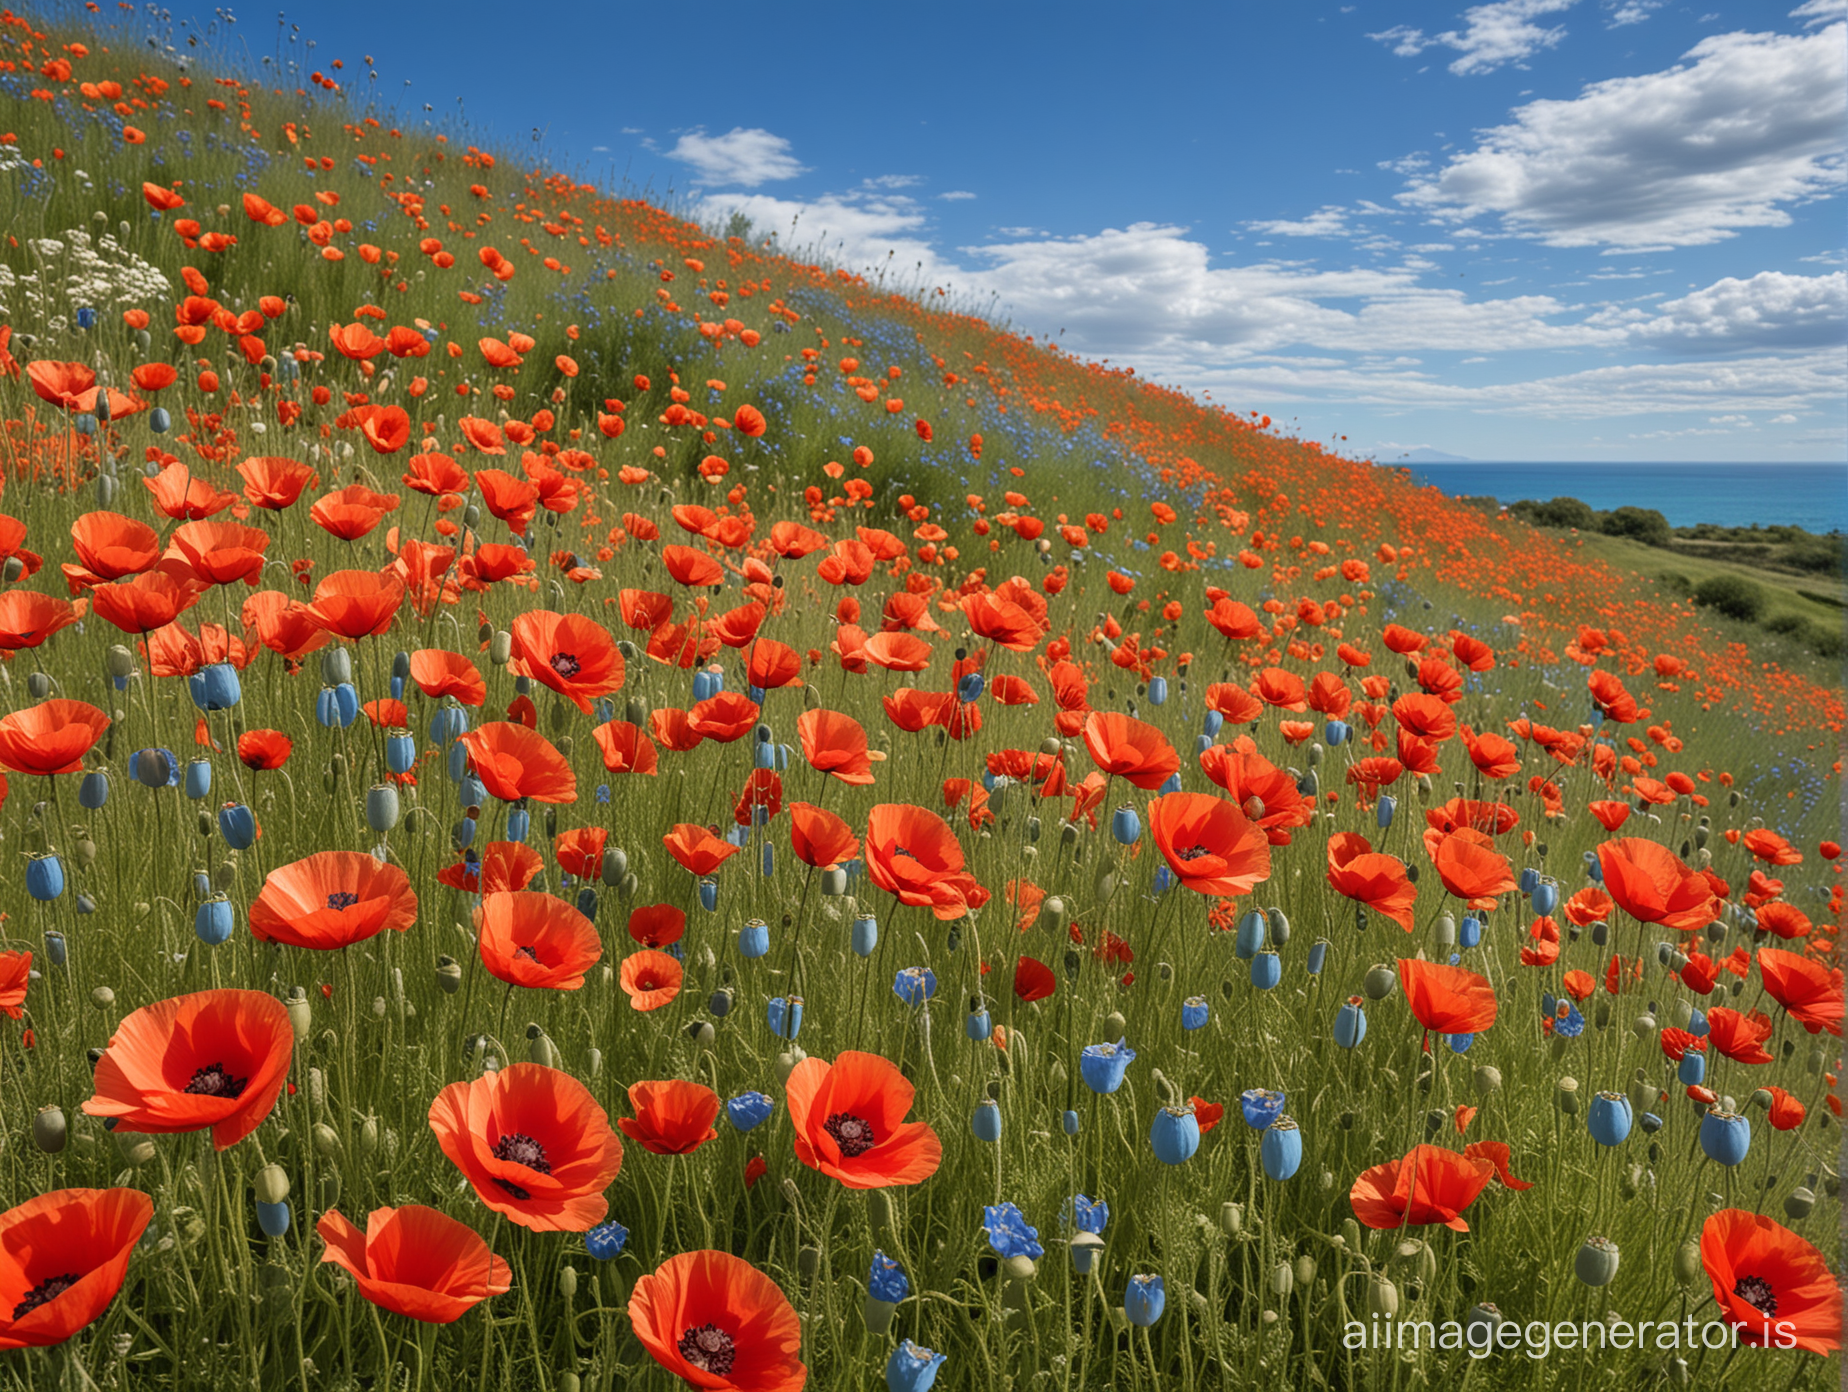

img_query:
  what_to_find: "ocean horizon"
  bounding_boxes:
[1394,461,1847,534]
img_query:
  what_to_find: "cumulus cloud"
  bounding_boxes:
[1245,207,1352,237]
[665,127,807,187]
[1369,0,1577,75]
[1605,0,1664,26]
[1398,23,1848,247]
[1621,271,1848,352]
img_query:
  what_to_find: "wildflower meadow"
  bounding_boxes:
[0,5,1841,1389]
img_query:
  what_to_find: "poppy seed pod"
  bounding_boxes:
[320,648,353,686]
[971,1100,1003,1143]
[25,855,64,901]
[1574,1235,1619,1287]
[435,957,463,995]
[1783,1186,1816,1220]
[1250,952,1282,990]
[1588,1091,1633,1146]
[1362,964,1397,1000]
[1369,1275,1400,1318]
[1334,997,1368,1048]
[489,630,513,666]
[1150,1106,1201,1165]
[1556,1076,1580,1115]
[44,931,66,968]
[1234,910,1266,960]
[366,784,401,833]
[1062,1109,1080,1136]
[766,996,803,1040]
[1040,896,1068,932]
[1375,794,1396,829]
[1260,1118,1303,1180]
[1070,1231,1104,1275]
[1110,805,1141,846]
[851,913,879,957]
[194,896,234,946]
[32,1105,67,1154]
[1271,1262,1294,1297]
[738,919,770,959]
[1531,881,1558,917]
[1699,1110,1750,1166]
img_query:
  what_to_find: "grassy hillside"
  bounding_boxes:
[0,7,1840,1392]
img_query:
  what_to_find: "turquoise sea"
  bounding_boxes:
[1398,462,1847,534]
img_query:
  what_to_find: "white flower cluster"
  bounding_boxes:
[1,228,171,322]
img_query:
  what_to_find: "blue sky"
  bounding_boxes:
[151,0,1844,462]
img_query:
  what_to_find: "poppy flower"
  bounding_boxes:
[167,520,271,587]
[1205,682,1263,723]
[796,708,878,786]
[409,649,486,706]
[620,950,684,1011]
[305,570,405,640]
[249,852,418,950]
[1326,833,1417,932]
[509,610,624,713]
[145,467,239,521]
[1251,667,1307,711]
[1398,959,1498,1036]
[310,489,390,542]
[476,891,601,991]
[1462,1140,1534,1190]
[1148,792,1272,898]
[1350,1144,1497,1232]
[1756,947,1843,1036]
[663,545,725,588]
[0,700,110,776]
[1705,1007,1775,1065]
[785,1050,942,1189]
[316,1205,511,1324]
[663,824,744,877]
[69,511,161,580]
[457,723,577,804]
[26,360,96,409]
[1588,800,1631,832]
[1014,956,1055,1003]
[1205,597,1263,641]
[83,989,292,1150]
[1432,834,1517,905]
[1392,693,1456,743]
[861,632,934,673]
[1597,838,1717,931]
[1082,711,1180,790]
[620,1080,721,1155]
[1701,1209,1841,1353]
[1198,737,1312,845]
[628,1250,806,1392]
[236,456,319,510]
[789,803,858,870]
[430,1063,623,1231]
[862,804,983,920]
[89,571,202,635]
[438,841,545,896]
[618,589,674,631]
[348,404,411,454]
[592,719,659,776]
[0,591,80,651]
[0,1189,153,1350]
[0,951,26,1019]
[690,692,761,743]
[402,452,469,497]
[962,591,1041,651]
[236,728,293,771]
[628,903,687,949]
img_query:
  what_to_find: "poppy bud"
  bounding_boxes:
[25,855,64,901]
[1574,1235,1619,1287]
[1628,1074,1658,1117]
[1368,1275,1399,1318]
[1678,1052,1706,1087]
[1784,1186,1815,1220]
[775,1048,807,1085]
[1110,805,1141,846]
[1260,1118,1303,1180]
[115,1131,156,1166]
[1699,1110,1750,1166]
[32,1106,66,1154]
[1588,1091,1632,1146]
[766,996,803,1040]
[1271,1262,1293,1297]
[966,1009,992,1041]
[586,1048,603,1078]
[1362,964,1396,1000]
[1093,869,1118,903]
[971,1100,1003,1143]
[489,631,513,666]
[556,1265,578,1300]
[1002,1255,1037,1282]
[1376,794,1395,829]
[195,896,234,945]
[1150,1105,1200,1165]
[256,1202,291,1239]
[319,648,353,686]
[365,784,400,833]
[1250,952,1282,990]
[1062,1109,1080,1136]
[528,1032,561,1068]
[1234,910,1266,960]
[698,877,719,912]
[1556,1077,1580,1115]
[43,931,66,968]
[1334,998,1368,1049]
[1124,1274,1164,1326]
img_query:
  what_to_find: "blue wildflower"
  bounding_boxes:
[1067,1194,1108,1235]
[1079,1041,1135,1094]
[982,1202,1043,1260]
[869,1251,909,1303]
[726,1092,774,1132]
[1240,1088,1286,1129]
[585,1221,629,1260]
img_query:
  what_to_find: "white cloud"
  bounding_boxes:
[694,190,938,270]
[1369,0,1577,75]
[1399,23,1848,247]
[1605,0,1664,25]
[665,127,807,187]
[937,190,977,201]
[1620,271,1848,352]
[1791,0,1846,26]
[862,175,922,189]
[1244,207,1351,237]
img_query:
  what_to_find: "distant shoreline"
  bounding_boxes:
[1380,460,1848,534]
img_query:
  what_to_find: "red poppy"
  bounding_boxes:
[1082,711,1180,790]
[1588,800,1631,832]
[167,520,271,588]
[0,1189,153,1350]
[83,989,292,1150]
[1398,959,1498,1036]
[236,728,293,771]
[1198,736,1312,844]
[1014,956,1055,1003]
[1461,726,1520,780]
[309,488,390,542]
[305,570,405,639]
[476,892,601,991]
[789,802,859,870]
[862,804,983,919]
[1205,683,1264,723]
[429,1063,623,1231]
[1461,1140,1534,1190]
[89,571,202,635]
[1432,833,1517,905]
[249,852,418,950]
[348,404,411,454]
[690,691,761,743]
[663,545,725,587]
[1350,1144,1497,1232]
[785,1050,942,1188]
[235,456,319,511]
[620,1080,721,1155]
[510,610,624,713]
[1761,1086,1807,1131]
[0,950,26,1020]
[1757,947,1843,1036]
[1326,833,1417,932]
[628,1251,806,1392]
[663,824,744,877]
[69,511,160,581]
[0,700,110,776]
[592,719,659,776]
[1148,792,1272,898]
[457,723,577,804]
[402,452,469,497]
[438,841,545,895]
[1701,1209,1841,1353]
[796,708,878,785]
[1597,838,1717,931]
[1251,667,1307,711]
[145,467,238,521]
[962,591,1041,651]
[1206,597,1263,641]
[1705,1007,1775,1065]
[0,591,80,650]
[1425,798,1518,836]
[1392,693,1456,743]
[628,903,687,949]
[620,950,684,1012]
[317,1205,511,1324]
[408,649,486,706]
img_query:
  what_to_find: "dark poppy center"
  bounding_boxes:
[1175,845,1213,862]
[678,1323,736,1375]
[514,945,543,964]
[184,1061,248,1098]
[549,651,581,678]
[492,1131,552,1174]
[13,1273,81,1320]
[823,1112,877,1157]
[326,891,360,911]
[1733,1274,1778,1317]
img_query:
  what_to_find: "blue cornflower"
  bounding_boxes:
[982,1203,1043,1260]
[1067,1194,1108,1235]
[893,967,937,1007]
[585,1221,628,1260]
[1553,1001,1586,1038]
[726,1092,775,1132]
[869,1250,909,1303]
[1079,1041,1135,1094]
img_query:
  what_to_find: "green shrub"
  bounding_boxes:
[1510,496,1597,530]
[1692,574,1766,621]
[1762,612,1807,636]
[1600,505,1672,547]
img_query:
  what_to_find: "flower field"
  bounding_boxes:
[0,5,1841,1389]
